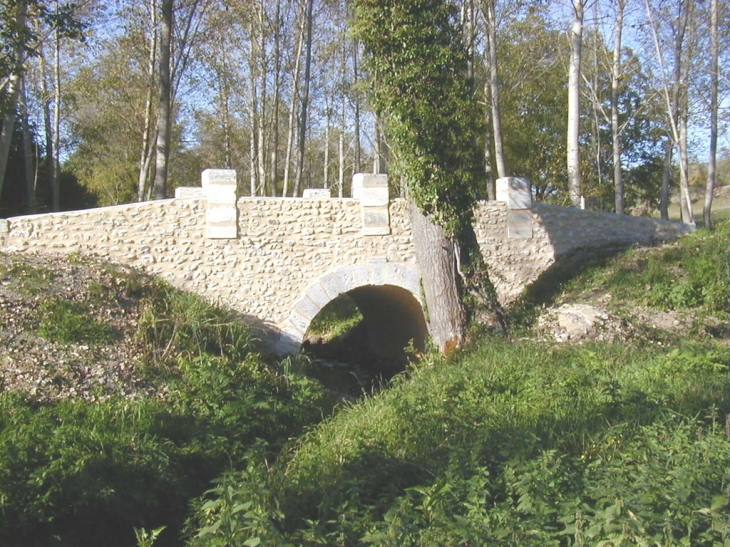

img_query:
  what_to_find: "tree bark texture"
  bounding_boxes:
[485,0,506,179]
[138,0,157,202]
[567,0,584,208]
[293,0,313,197]
[410,202,466,354]
[153,0,173,200]
[611,0,625,214]
[703,0,718,229]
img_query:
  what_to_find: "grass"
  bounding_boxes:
[1,219,728,547]
[0,259,56,295]
[37,298,117,344]
[560,220,729,315]
[306,294,363,340]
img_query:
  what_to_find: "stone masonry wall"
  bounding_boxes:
[0,183,690,351]
[0,197,419,346]
[474,200,691,303]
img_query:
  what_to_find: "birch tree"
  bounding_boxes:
[703,0,719,229]
[567,0,587,207]
[611,0,626,214]
[644,0,695,225]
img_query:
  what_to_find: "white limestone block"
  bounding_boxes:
[175,187,205,198]
[206,205,237,223]
[507,210,533,239]
[496,177,532,210]
[202,169,237,188]
[362,206,391,236]
[352,173,388,191]
[206,224,238,239]
[302,188,331,199]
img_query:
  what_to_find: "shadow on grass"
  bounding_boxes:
[506,244,633,329]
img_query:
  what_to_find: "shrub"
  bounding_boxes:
[184,337,728,546]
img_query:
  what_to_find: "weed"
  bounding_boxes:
[136,281,258,370]
[37,298,116,344]
[307,294,363,339]
[0,260,56,295]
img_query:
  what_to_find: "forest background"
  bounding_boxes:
[0,0,728,225]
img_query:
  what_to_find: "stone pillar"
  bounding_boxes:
[202,169,238,239]
[496,176,533,239]
[352,173,390,236]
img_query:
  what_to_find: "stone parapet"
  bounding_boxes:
[352,173,390,235]
[202,169,237,239]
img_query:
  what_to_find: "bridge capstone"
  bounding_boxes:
[1,173,691,355]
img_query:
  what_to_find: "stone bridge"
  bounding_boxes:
[1,171,689,356]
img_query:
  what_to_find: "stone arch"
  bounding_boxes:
[274,262,427,356]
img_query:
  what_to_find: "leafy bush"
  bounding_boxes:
[185,337,728,546]
[0,279,326,547]
[0,352,325,547]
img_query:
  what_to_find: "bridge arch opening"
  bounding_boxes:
[299,282,428,387]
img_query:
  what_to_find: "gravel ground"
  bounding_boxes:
[0,252,157,401]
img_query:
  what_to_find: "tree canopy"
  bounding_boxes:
[354,0,483,237]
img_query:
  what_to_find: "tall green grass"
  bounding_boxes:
[186,337,728,546]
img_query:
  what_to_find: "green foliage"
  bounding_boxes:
[563,222,729,315]
[0,259,55,295]
[353,0,482,236]
[0,352,325,547]
[185,336,728,546]
[136,280,259,368]
[0,272,326,547]
[135,527,167,547]
[37,298,116,343]
[498,12,569,201]
[306,294,363,339]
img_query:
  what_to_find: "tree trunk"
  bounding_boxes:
[0,1,25,198]
[52,24,61,211]
[20,75,35,212]
[645,0,693,225]
[567,0,584,208]
[256,2,267,196]
[283,1,306,197]
[410,202,465,353]
[338,34,346,198]
[248,11,260,196]
[485,0,506,179]
[677,0,694,226]
[153,0,173,200]
[36,18,54,206]
[375,112,387,175]
[678,98,693,225]
[293,0,313,198]
[270,0,282,195]
[0,75,20,199]
[611,0,625,214]
[353,38,361,175]
[138,0,157,202]
[482,59,495,200]
[660,137,672,220]
[703,0,718,229]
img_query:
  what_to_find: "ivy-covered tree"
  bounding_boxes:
[354,0,502,352]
